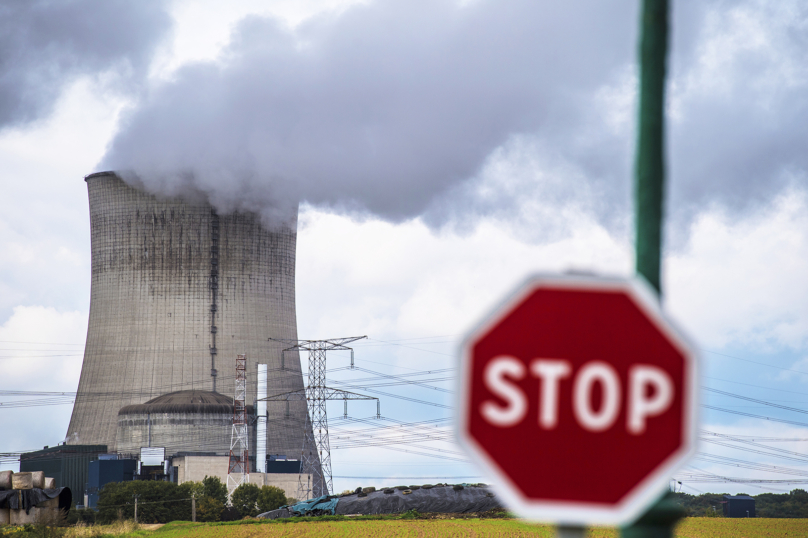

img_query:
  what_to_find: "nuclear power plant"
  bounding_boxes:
[53,171,313,494]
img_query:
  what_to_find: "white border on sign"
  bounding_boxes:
[454,273,700,527]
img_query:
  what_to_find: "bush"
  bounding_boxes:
[65,507,96,526]
[96,481,193,524]
[231,483,261,517]
[201,476,228,506]
[195,496,224,522]
[257,486,287,514]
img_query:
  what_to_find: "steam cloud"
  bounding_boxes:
[13,0,806,231]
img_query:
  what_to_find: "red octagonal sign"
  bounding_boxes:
[456,275,698,525]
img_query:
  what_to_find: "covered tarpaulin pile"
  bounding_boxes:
[259,484,502,519]
[260,495,340,519]
[0,488,72,514]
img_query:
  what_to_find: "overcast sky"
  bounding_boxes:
[2,0,808,500]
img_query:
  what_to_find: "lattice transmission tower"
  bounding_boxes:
[264,337,378,500]
[227,353,249,495]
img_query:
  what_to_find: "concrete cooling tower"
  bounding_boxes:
[66,172,309,466]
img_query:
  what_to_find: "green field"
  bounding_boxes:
[54,517,808,538]
[5,517,808,538]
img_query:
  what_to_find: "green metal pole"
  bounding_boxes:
[621,492,685,538]
[623,1,684,536]
[634,0,668,297]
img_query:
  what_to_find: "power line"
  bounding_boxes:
[332,476,481,480]
[702,405,808,428]
[702,349,808,377]
[704,387,808,414]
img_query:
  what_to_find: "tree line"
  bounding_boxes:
[673,489,808,518]
[69,476,291,524]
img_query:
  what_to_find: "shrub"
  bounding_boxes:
[195,496,224,522]
[257,486,287,513]
[201,476,228,506]
[96,481,192,524]
[231,483,261,517]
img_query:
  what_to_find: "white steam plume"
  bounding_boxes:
[99,0,808,232]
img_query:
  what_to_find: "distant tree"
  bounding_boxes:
[181,480,204,501]
[257,485,287,513]
[65,505,96,525]
[757,489,808,518]
[96,481,192,524]
[201,475,228,506]
[671,492,726,517]
[231,483,261,517]
[196,496,224,522]
[791,489,808,502]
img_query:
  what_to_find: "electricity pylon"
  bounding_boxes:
[227,354,249,495]
[264,337,378,500]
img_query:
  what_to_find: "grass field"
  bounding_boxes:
[91,517,808,538]
[6,517,808,537]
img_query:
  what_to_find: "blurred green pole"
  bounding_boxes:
[622,1,684,536]
[634,0,667,297]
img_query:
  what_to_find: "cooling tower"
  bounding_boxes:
[66,172,309,461]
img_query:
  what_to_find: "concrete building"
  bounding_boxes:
[116,390,242,457]
[66,172,311,470]
[172,455,307,500]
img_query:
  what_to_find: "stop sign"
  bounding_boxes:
[456,274,698,525]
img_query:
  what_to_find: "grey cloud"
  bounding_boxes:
[102,0,636,224]
[0,0,172,129]
[101,0,808,234]
[667,0,808,224]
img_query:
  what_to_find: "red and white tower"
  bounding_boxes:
[227,354,249,494]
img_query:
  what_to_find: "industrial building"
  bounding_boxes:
[19,445,107,501]
[62,171,316,492]
[723,495,756,518]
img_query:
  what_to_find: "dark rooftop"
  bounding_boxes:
[118,390,235,415]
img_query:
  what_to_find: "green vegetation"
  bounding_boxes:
[91,475,238,523]
[672,489,808,518]
[87,476,290,524]
[228,483,288,517]
[756,489,808,518]
[257,486,287,514]
[5,512,808,538]
[96,481,194,524]
[229,483,260,517]
[199,477,227,507]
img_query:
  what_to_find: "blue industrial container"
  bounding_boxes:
[86,459,137,508]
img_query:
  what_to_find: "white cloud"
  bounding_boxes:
[153,0,366,78]
[666,188,808,351]
[0,77,123,319]
[682,420,808,495]
[0,306,87,465]
[776,357,808,384]
[297,207,631,359]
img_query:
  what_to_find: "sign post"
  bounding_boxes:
[456,275,698,528]
[458,0,693,533]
